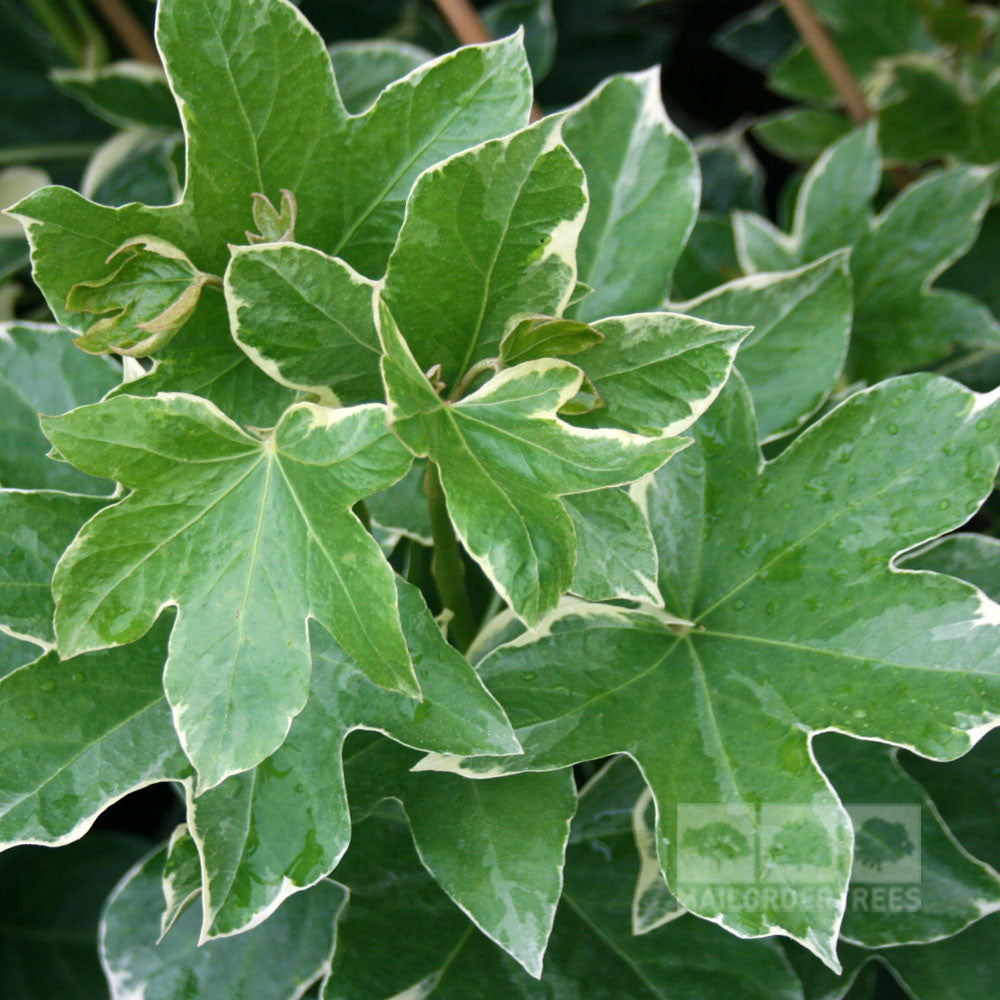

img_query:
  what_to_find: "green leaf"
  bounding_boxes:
[734,125,880,274]
[482,0,557,82]
[345,737,575,976]
[423,373,1000,967]
[790,725,1000,999]
[328,40,432,114]
[735,127,1000,380]
[0,631,35,680]
[572,312,748,434]
[768,0,935,104]
[752,108,851,164]
[10,0,532,421]
[0,323,118,493]
[53,60,179,131]
[160,824,201,939]
[562,69,699,320]
[186,579,517,940]
[0,489,104,645]
[381,117,586,390]
[695,127,765,214]
[672,251,852,440]
[0,832,151,1000]
[498,314,604,367]
[901,532,1000,605]
[378,301,682,624]
[41,393,416,789]
[225,242,381,406]
[0,618,191,849]
[366,460,433,544]
[101,849,344,1000]
[672,213,742,300]
[563,487,661,605]
[323,759,805,997]
[67,236,218,357]
[791,913,1000,1000]
[815,733,1000,946]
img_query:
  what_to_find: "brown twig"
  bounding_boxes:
[779,0,870,123]
[431,0,543,121]
[89,0,160,64]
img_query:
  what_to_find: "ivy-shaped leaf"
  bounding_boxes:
[185,579,518,941]
[734,126,1000,380]
[101,848,344,1000]
[322,757,804,997]
[41,393,416,790]
[561,69,699,320]
[421,373,1000,967]
[378,301,681,625]
[10,0,532,422]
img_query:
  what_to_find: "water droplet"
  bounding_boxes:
[765,601,778,616]
[520,671,538,683]
[853,708,867,720]
[733,599,745,611]
[977,418,992,431]
[780,501,792,511]
[40,680,55,693]
[24,708,37,721]
[72,671,85,683]
[891,396,902,408]
[887,423,899,436]
[938,499,951,511]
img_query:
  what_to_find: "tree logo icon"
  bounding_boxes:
[676,806,756,885]
[847,804,922,884]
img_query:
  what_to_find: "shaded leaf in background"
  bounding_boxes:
[0,832,149,1000]
[0,323,117,493]
[101,849,344,1000]
[735,126,1000,380]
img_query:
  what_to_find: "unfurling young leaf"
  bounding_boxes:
[67,236,220,356]
[41,393,417,790]
[498,314,604,367]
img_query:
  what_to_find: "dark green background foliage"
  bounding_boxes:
[2,2,1000,999]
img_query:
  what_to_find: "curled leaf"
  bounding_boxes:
[66,236,218,357]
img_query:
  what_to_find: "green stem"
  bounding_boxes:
[448,357,499,402]
[424,462,477,650]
